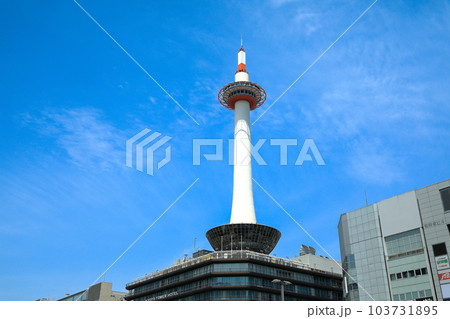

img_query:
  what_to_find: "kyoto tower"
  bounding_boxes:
[206,37,281,254]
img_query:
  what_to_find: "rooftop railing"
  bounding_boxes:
[126,250,341,288]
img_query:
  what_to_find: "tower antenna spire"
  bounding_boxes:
[241,33,243,47]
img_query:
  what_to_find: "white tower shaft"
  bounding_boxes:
[207,38,280,255]
[230,100,256,224]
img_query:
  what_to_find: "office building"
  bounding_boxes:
[125,250,342,301]
[338,179,450,301]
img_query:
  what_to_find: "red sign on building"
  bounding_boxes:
[439,272,450,283]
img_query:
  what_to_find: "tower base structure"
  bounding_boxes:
[206,224,281,254]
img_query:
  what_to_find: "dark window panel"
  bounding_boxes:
[440,187,450,211]
[432,243,447,256]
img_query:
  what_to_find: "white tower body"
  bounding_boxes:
[230,99,256,224]
[207,38,280,255]
[230,49,256,224]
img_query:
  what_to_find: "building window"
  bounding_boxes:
[344,255,355,270]
[394,289,433,301]
[440,187,450,212]
[392,268,428,281]
[348,283,358,291]
[385,229,423,256]
[432,243,447,257]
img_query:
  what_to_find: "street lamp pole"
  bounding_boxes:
[272,279,292,301]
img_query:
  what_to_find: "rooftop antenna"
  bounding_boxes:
[241,33,243,47]
[364,190,368,206]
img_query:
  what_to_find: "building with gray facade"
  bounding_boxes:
[291,245,342,276]
[125,250,342,301]
[58,282,126,301]
[338,179,450,301]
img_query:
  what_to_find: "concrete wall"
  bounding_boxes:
[378,191,422,237]
[291,254,342,276]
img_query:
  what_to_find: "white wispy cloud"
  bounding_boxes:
[292,11,322,35]
[22,108,124,170]
[148,96,157,104]
[185,76,232,129]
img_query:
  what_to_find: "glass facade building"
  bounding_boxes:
[125,251,342,301]
[338,179,450,301]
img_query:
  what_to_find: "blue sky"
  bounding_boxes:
[1,0,449,300]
